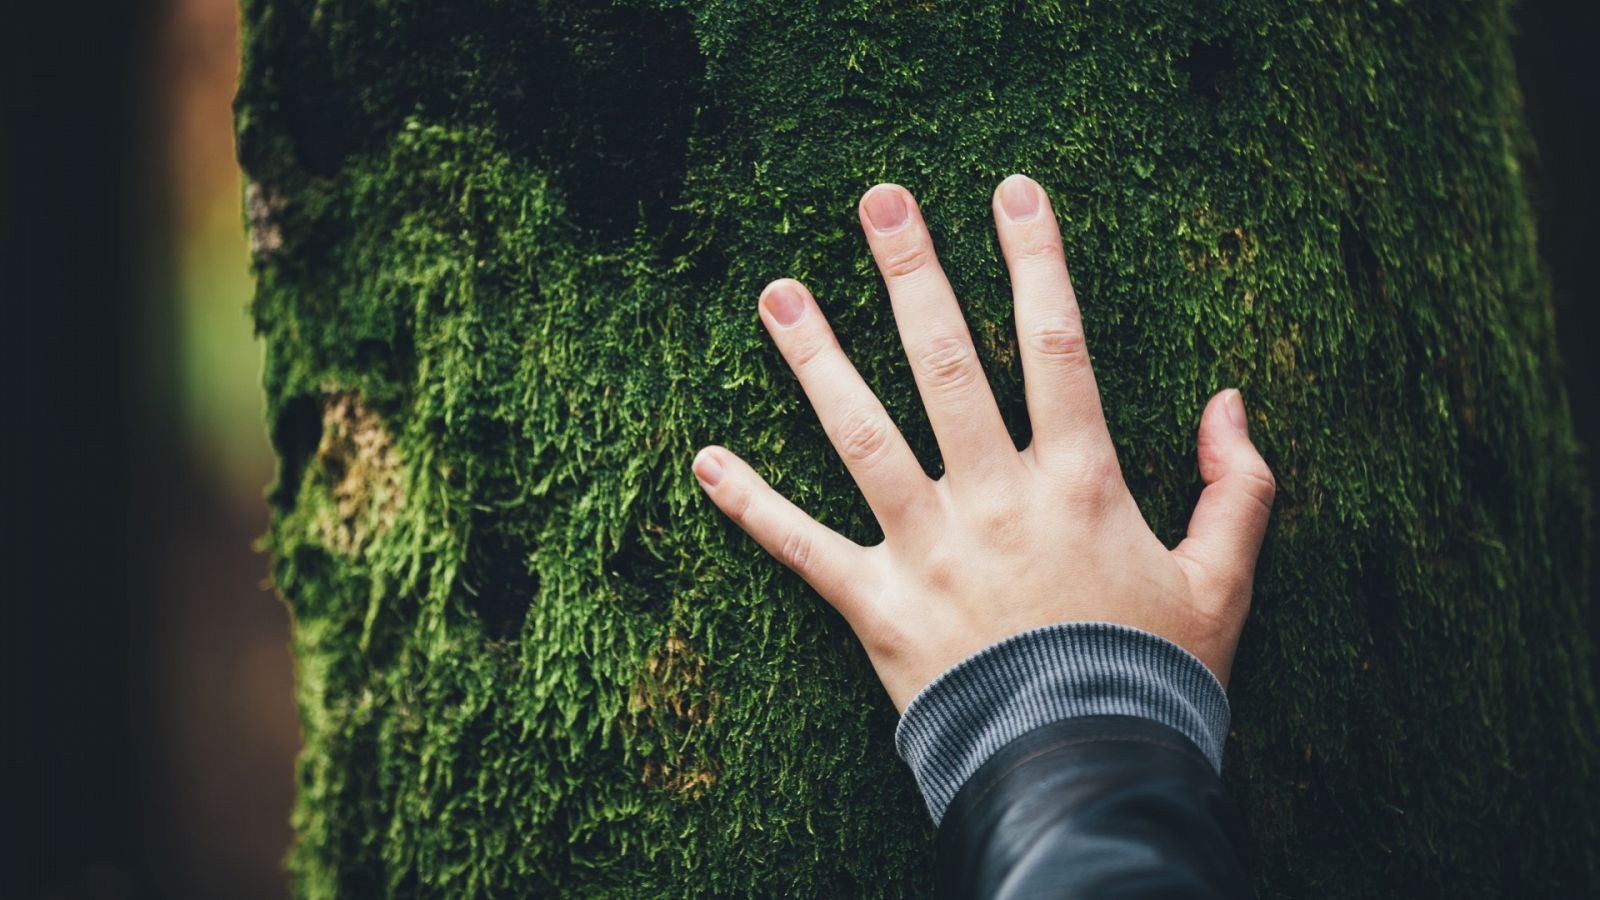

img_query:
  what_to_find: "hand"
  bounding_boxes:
[691,176,1276,713]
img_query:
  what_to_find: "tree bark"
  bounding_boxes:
[236,1,1599,895]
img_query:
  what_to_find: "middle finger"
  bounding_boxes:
[857,183,1022,489]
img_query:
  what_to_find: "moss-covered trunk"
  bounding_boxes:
[236,0,1599,895]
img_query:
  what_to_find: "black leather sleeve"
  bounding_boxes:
[932,714,1252,899]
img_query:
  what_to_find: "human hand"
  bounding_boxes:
[691,176,1275,713]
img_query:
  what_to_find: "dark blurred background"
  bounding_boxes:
[6,1,292,897]
[2,1,1595,897]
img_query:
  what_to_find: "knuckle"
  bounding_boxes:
[1025,317,1088,363]
[787,332,834,370]
[1085,448,1125,487]
[728,484,756,525]
[1056,450,1124,509]
[1015,230,1065,262]
[777,528,815,573]
[879,241,934,279]
[917,334,979,392]
[922,550,962,594]
[1238,465,1277,511]
[836,408,891,466]
[858,611,912,662]
[973,500,1026,550]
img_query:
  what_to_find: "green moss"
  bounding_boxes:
[238,0,1598,895]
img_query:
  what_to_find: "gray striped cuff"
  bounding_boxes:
[893,621,1231,825]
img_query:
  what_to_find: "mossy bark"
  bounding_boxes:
[236,1,1599,895]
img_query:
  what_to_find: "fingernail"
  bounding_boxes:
[863,185,909,233]
[1000,174,1040,222]
[1225,390,1248,434]
[762,281,806,327]
[693,450,724,487]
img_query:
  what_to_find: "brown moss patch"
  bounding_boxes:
[245,181,285,262]
[1180,206,1258,271]
[976,317,1018,369]
[312,393,403,556]
[627,635,721,799]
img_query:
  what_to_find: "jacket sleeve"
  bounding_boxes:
[894,622,1252,898]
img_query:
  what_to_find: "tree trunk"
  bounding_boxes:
[235,1,1599,895]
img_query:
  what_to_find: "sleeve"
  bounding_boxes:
[894,621,1252,898]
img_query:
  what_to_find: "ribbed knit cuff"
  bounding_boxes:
[894,621,1231,825]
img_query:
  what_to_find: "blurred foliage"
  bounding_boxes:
[177,193,264,486]
[167,0,270,491]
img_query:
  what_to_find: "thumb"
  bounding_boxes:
[1172,389,1276,598]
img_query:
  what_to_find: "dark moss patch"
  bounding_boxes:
[268,393,323,510]
[1339,213,1384,309]
[1178,37,1240,101]
[507,2,707,245]
[458,515,537,642]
